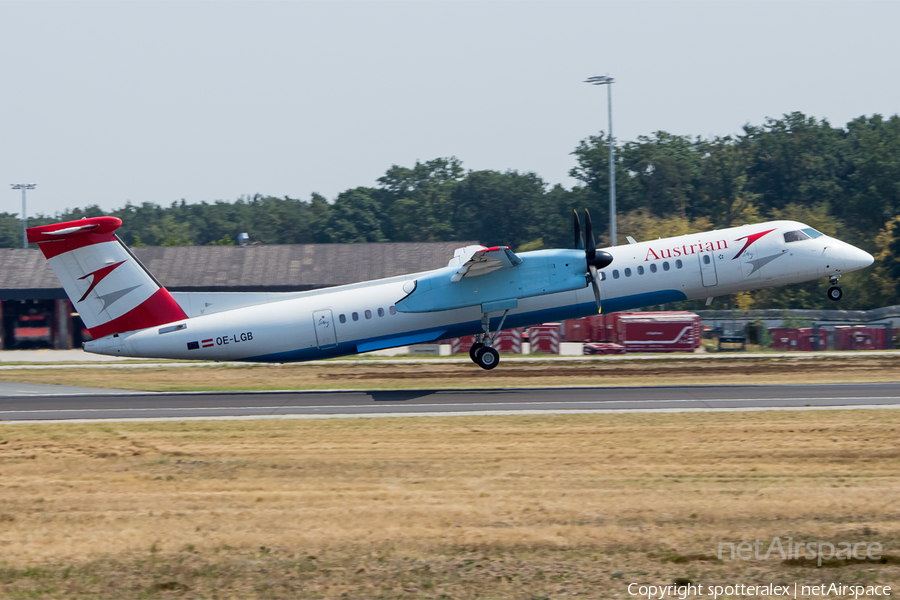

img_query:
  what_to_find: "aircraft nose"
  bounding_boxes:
[845,245,874,271]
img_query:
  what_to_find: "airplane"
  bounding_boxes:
[26,211,874,370]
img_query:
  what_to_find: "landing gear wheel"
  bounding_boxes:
[475,346,500,370]
[827,286,843,301]
[469,342,484,363]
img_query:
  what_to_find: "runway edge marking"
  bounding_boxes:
[2,403,900,424]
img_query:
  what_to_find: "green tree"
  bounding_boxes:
[569,132,639,244]
[839,114,900,243]
[450,170,547,248]
[740,112,846,214]
[620,131,703,220]
[694,137,761,227]
[377,157,464,242]
[322,188,388,243]
[0,213,23,248]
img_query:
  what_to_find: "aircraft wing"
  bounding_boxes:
[448,245,524,282]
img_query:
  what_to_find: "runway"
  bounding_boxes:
[1,382,900,422]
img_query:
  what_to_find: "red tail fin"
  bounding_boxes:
[28,217,188,338]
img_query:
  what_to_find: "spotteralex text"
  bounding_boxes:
[627,582,891,599]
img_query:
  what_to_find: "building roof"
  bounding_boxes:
[0,242,477,299]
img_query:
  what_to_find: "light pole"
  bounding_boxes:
[11,184,36,248]
[584,75,616,246]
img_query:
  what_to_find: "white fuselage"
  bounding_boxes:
[84,221,874,362]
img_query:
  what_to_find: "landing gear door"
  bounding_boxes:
[699,252,718,287]
[312,309,338,349]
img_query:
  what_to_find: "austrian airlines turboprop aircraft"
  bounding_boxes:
[27,212,873,370]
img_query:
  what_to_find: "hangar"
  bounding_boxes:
[0,241,475,349]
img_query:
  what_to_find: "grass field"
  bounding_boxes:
[1,352,900,391]
[0,410,898,598]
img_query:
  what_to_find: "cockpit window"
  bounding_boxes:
[801,227,824,239]
[784,230,811,243]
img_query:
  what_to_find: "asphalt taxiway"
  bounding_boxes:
[1,382,900,423]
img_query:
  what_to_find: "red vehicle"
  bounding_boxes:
[14,314,52,348]
[583,342,626,355]
[616,313,700,352]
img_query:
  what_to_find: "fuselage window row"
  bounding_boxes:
[339,306,397,324]
[605,257,687,281]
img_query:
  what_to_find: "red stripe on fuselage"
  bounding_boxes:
[87,288,188,339]
[732,228,776,260]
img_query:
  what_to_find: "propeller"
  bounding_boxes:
[574,209,614,313]
[573,210,584,250]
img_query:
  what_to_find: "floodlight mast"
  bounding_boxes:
[11,184,36,249]
[584,75,616,246]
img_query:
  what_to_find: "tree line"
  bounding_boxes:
[3,111,899,311]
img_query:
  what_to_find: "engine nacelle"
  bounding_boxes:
[395,249,587,313]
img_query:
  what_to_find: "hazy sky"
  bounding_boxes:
[2,1,898,217]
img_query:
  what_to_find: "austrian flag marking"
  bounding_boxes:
[187,340,214,350]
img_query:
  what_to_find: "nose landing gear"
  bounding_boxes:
[827,275,842,302]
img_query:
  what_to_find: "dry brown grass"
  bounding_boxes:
[1,352,900,391]
[0,411,898,598]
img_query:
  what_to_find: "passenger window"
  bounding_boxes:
[600,271,607,281]
[663,262,670,271]
[352,312,359,321]
[676,259,683,269]
[339,314,346,324]
[703,255,711,265]
[650,264,657,273]
[377,308,385,317]
[365,310,372,319]
[389,306,397,315]
[612,270,620,279]
[624,268,632,277]
[637,265,644,275]
[784,230,810,243]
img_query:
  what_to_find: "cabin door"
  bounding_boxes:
[312,309,338,349]
[699,252,718,287]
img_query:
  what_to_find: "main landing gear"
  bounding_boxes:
[827,275,843,302]
[469,310,509,370]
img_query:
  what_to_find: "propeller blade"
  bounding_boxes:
[589,265,602,313]
[574,210,584,250]
[583,208,614,268]
[582,207,611,312]
[584,209,596,256]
